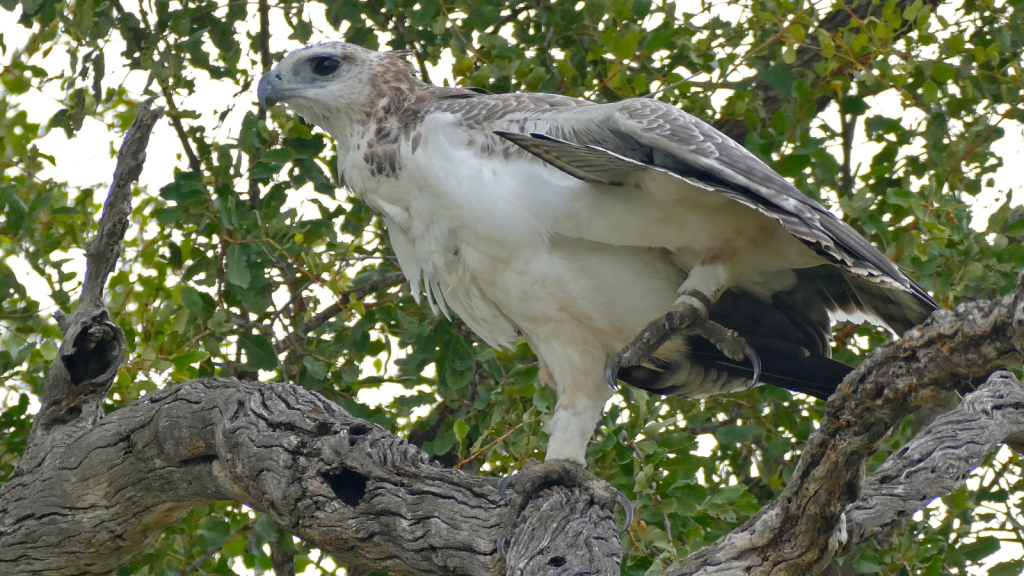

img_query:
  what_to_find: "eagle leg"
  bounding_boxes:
[605,299,760,388]
[498,459,632,535]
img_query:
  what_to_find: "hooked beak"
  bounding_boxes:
[257,72,284,109]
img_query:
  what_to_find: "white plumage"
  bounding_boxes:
[258,42,937,465]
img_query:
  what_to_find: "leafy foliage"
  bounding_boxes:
[1,0,1023,574]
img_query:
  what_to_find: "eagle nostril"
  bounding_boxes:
[274,73,282,80]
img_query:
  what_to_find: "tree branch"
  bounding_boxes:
[843,370,1024,549]
[840,112,855,197]
[0,377,622,575]
[668,282,1024,575]
[273,271,407,354]
[160,82,202,174]
[33,99,163,440]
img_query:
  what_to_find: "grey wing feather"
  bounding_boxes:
[493,131,646,185]
[608,99,937,309]
[425,91,936,329]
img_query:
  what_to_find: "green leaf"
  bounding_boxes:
[180,287,216,320]
[959,536,1001,562]
[903,0,923,21]
[2,188,26,233]
[714,424,763,444]
[159,172,209,201]
[172,349,209,369]
[932,62,956,83]
[20,0,43,15]
[39,340,57,362]
[237,333,278,370]
[453,418,469,442]
[1005,218,1024,237]
[851,33,869,52]
[302,356,329,379]
[763,65,794,99]
[226,245,251,288]
[252,514,279,545]
[196,517,231,549]
[840,96,869,115]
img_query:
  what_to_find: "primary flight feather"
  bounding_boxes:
[258,42,937,466]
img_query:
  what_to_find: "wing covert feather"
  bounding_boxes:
[421,90,937,325]
[605,99,935,308]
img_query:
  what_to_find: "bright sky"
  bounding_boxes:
[1,1,1022,573]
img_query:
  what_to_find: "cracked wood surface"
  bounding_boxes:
[0,378,505,575]
[0,376,624,575]
[669,286,1024,576]
[844,371,1024,549]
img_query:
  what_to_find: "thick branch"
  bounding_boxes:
[843,370,1024,549]
[80,100,163,306]
[0,378,617,576]
[36,100,163,433]
[669,281,1024,576]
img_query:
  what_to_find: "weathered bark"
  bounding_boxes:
[0,377,504,575]
[844,371,1024,548]
[669,290,1024,575]
[27,98,162,455]
[3,83,1024,576]
[3,324,1022,576]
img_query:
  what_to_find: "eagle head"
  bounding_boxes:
[257,42,418,135]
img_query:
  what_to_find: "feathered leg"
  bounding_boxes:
[498,335,632,544]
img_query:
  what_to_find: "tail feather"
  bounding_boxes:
[616,265,934,402]
[620,335,853,401]
[797,266,938,336]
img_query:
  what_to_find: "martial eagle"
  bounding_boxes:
[258,43,936,474]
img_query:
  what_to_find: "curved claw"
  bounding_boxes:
[615,491,633,534]
[744,343,761,389]
[496,534,507,560]
[498,473,515,505]
[604,356,621,390]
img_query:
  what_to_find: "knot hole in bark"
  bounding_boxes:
[64,321,121,385]
[323,467,368,506]
[346,422,372,447]
[547,555,567,567]
[312,420,334,437]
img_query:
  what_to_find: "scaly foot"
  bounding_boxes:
[605,300,761,389]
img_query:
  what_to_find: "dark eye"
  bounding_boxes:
[310,56,341,76]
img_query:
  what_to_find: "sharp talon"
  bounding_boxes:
[663,316,672,331]
[744,343,761,388]
[605,356,620,389]
[497,534,507,560]
[498,474,514,504]
[615,491,633,534]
